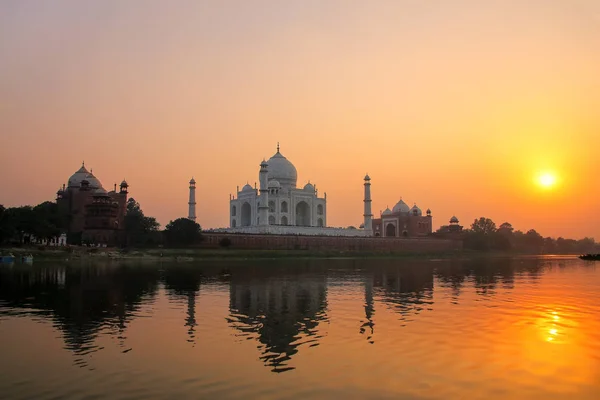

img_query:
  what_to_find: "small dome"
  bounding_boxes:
[450,216,459,224]
[189,177,196,184]
[241,183,253,192]
[120,179,128,187]
[392,199,410,214]
[426,208,432,215]
[93,187,109,196]
[268,180,281,188]
[364,174,371,181]
[303,182,314,192]
[67,163,90,188]
[410,204,422,216]
[382,207,392,216]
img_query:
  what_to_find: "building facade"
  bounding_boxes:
[371,199,433,238]
[56,163,128,246]
[228,144,328,233]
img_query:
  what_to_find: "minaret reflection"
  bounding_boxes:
[227,264,328,373]
[163,265,204,346]
[360,274,375,342]
[356,260,435,342]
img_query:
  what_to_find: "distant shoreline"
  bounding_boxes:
[0,245,581,262]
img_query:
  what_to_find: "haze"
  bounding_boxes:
[1,0,599,239]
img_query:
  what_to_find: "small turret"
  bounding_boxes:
[120,179,129,193]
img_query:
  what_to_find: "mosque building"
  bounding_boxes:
[225,144,335,235]
[370,199,433,237]
[56,162,129,245]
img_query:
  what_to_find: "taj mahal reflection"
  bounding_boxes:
[0,257,549,373]
[226,266,328,373]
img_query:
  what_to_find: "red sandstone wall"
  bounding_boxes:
[200,233,462,253]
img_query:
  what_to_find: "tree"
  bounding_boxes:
[471,217,497,234]
[525,229,544,253]
[32,201,62,241]
[164,218,202,246]
[498,222,514,234]
[124,198,160,247]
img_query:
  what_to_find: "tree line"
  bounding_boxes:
[0,198,203,247]
[462,217,598,254]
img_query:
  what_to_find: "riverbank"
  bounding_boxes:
[0,245,580,262]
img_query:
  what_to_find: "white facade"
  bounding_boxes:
[229,145,328,233]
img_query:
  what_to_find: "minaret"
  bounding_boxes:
[258,160,269,227]
[363,174,373,234]
[188,178,196,222]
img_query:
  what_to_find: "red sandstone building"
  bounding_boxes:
[56,163,128,246]
[371,199,432,237]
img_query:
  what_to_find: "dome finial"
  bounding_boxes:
[277,142,280,152]
[82,160,85,167]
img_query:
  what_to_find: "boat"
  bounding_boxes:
[579,254,600,261]
[0,254,15,264]
[21,254,34,263]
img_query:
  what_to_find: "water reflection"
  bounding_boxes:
[0,256,594,381]
[226,264,329,373]
[0,262,160,369]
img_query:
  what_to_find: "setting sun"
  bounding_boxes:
[537,173,557,189]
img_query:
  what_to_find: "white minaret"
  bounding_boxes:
[363,174,373,234]
[188,177,196,222]
[258,159,269,227]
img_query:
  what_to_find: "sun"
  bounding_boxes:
[537,172,557,189]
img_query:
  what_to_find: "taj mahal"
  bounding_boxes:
[189,144,434,237]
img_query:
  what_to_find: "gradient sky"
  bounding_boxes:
[1,0,599,239]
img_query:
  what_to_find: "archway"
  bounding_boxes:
[281,201,288,213]
[295,201,311,226]
[232,219,237,228]
[375,232,381,237]
[385,223,396,237]
[241,202,251,226]
[232,206,237,216]
[268,215,275,225]
[317,218,323,227]
[281,216,288,225]
[402,230,408,237]
[269,200,275,212]
[317,204,323,215]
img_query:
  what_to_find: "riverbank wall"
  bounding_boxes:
[200,233,462,253]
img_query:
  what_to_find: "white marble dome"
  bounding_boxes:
[67,164,90,188]
[241,183,253,192]
[268,180,281,188]
[266,150,297,189]
[450,216,459,224]
[382,207,392,216]
[392,199,410,214]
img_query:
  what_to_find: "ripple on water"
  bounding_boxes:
[0,258,599,399]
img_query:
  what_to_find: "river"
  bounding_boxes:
[0,256,598,399]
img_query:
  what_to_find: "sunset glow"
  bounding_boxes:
[537,173,558,189]
[0,0,599,239]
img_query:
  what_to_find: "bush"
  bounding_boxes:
[219,237,232,248]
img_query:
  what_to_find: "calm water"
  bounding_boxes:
[0,256,599,399]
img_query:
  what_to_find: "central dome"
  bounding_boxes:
[266,149,297,189]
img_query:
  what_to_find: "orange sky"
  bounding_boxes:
[1,0,599,239]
